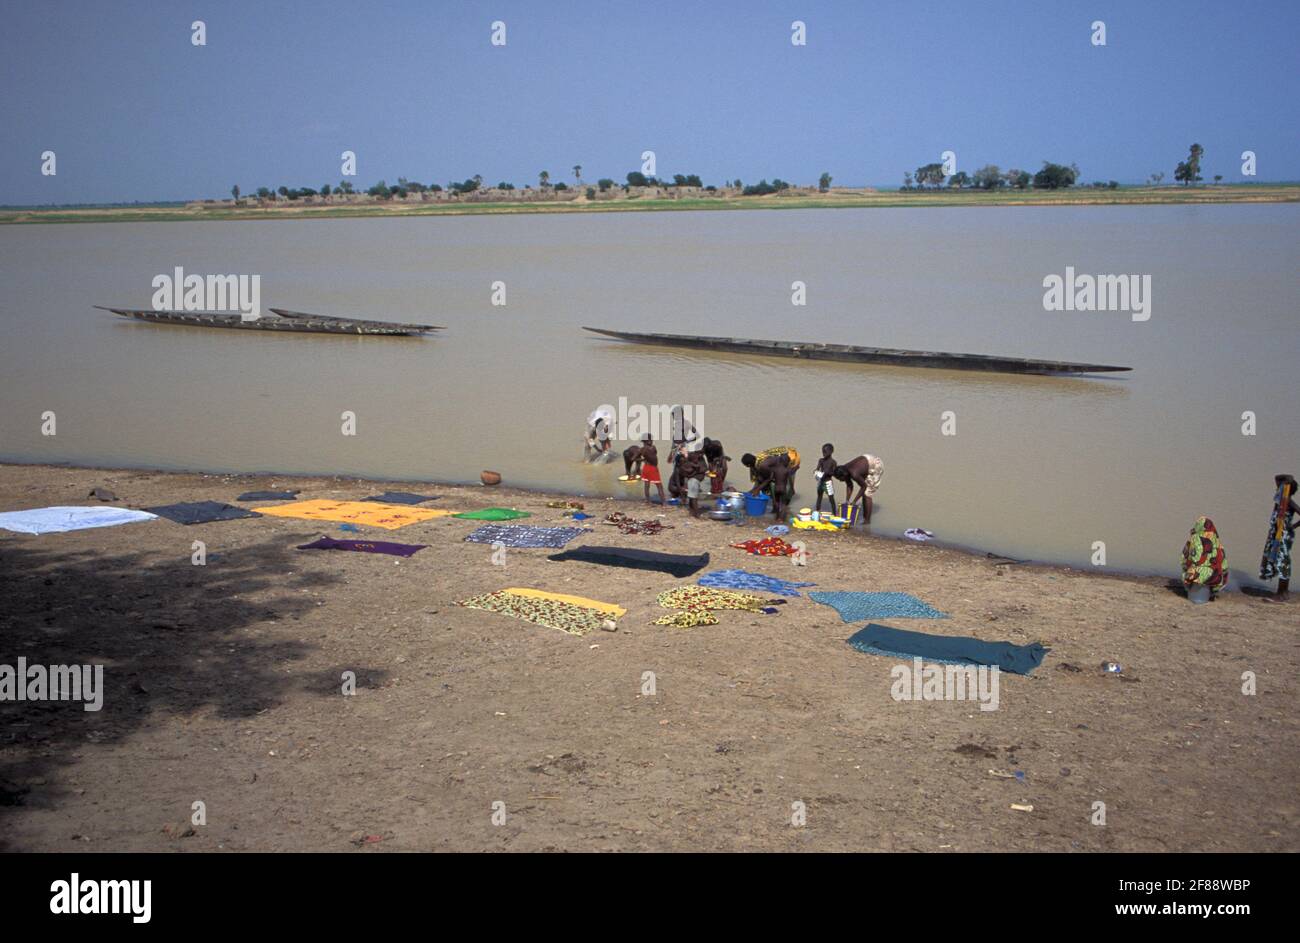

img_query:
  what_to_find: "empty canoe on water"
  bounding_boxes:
[268,308,443,332]
[582,327,1131,376]
[97,306,440,336]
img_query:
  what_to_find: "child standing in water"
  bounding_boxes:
[814,443,838,515]
[638,434,666,505]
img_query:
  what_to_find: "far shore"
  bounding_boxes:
[4,183,1297,225]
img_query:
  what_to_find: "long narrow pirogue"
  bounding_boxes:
[583,327,1131,376]
[96,306,442,336]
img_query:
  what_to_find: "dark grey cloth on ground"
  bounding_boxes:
[143,501,262,525]
[362,491,440,505]
[237,490,300,501]
[464,523,586,548]
[546,545,709,577]
[846,623,1048,676]
[88,487,119,502]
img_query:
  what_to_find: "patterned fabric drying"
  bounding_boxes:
[731,536,802,557]
[809,591,948,621]
[453,508,532,521]
[603,512,672,535]
[463,523,586,548]
[697,569,814,597]
[260,499,453,529]
[653,586,776,627]
[1181,516,1229,592]
[457,587,625,636]
[1260,480,1295,582]
[296,536,427,557]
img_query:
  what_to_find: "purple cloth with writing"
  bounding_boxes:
[296,536,427,557]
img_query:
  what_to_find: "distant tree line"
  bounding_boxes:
[232,168,834,202]
[902,161,1079,191]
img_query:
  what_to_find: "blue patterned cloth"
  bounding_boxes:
[697,569,815,597]
[463,524,587,549]
[809,591,947,621]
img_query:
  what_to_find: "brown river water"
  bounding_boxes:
[1,205,1295,583]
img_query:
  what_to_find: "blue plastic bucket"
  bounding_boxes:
[744,492,770,517]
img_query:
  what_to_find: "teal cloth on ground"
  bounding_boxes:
[847,623,1048,676]
[810,591,947,621]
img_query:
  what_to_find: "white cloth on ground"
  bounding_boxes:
[0,506,159,535]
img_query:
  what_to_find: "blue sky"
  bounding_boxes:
[2,0,1296,203]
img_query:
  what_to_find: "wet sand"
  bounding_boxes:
[1,462,1296,851]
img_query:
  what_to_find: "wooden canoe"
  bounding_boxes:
[268,308,443,332]
[97,306,437,336]
[583,327,1130,376]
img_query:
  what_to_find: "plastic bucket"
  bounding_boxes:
[1187,585,1211,605]
[744,492,770,517]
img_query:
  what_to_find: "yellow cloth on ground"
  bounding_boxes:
[504,587,627,618]
[791,517,842,531]
[259,499,455,530]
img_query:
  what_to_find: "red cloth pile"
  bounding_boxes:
[731,536,803,557]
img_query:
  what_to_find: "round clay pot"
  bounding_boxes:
[480,470,502,486]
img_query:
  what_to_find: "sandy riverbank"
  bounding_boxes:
[1,462,1295,852]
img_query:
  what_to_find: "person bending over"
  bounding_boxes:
[742,446,800,520]
[833,452,883,523]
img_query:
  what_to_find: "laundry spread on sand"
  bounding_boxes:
[698,569,814,597]
[846,623,1048,675]
[653,586,780,627]
[463,523,586,549]
[259,499,453,530]
[237,490,300,501]
[546,500,585,510]
[603,512,672,535]
[547,545,709,577]
[453,508,532,521]
[87,487,119,502]
[0,506,158,535]
[809,591,948,622]
[296,536,427,557]
[362,491,439,505]
[904,528,935,542]
[143,501,262,525]
[732,536,802,557]
[457,587,625,636]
